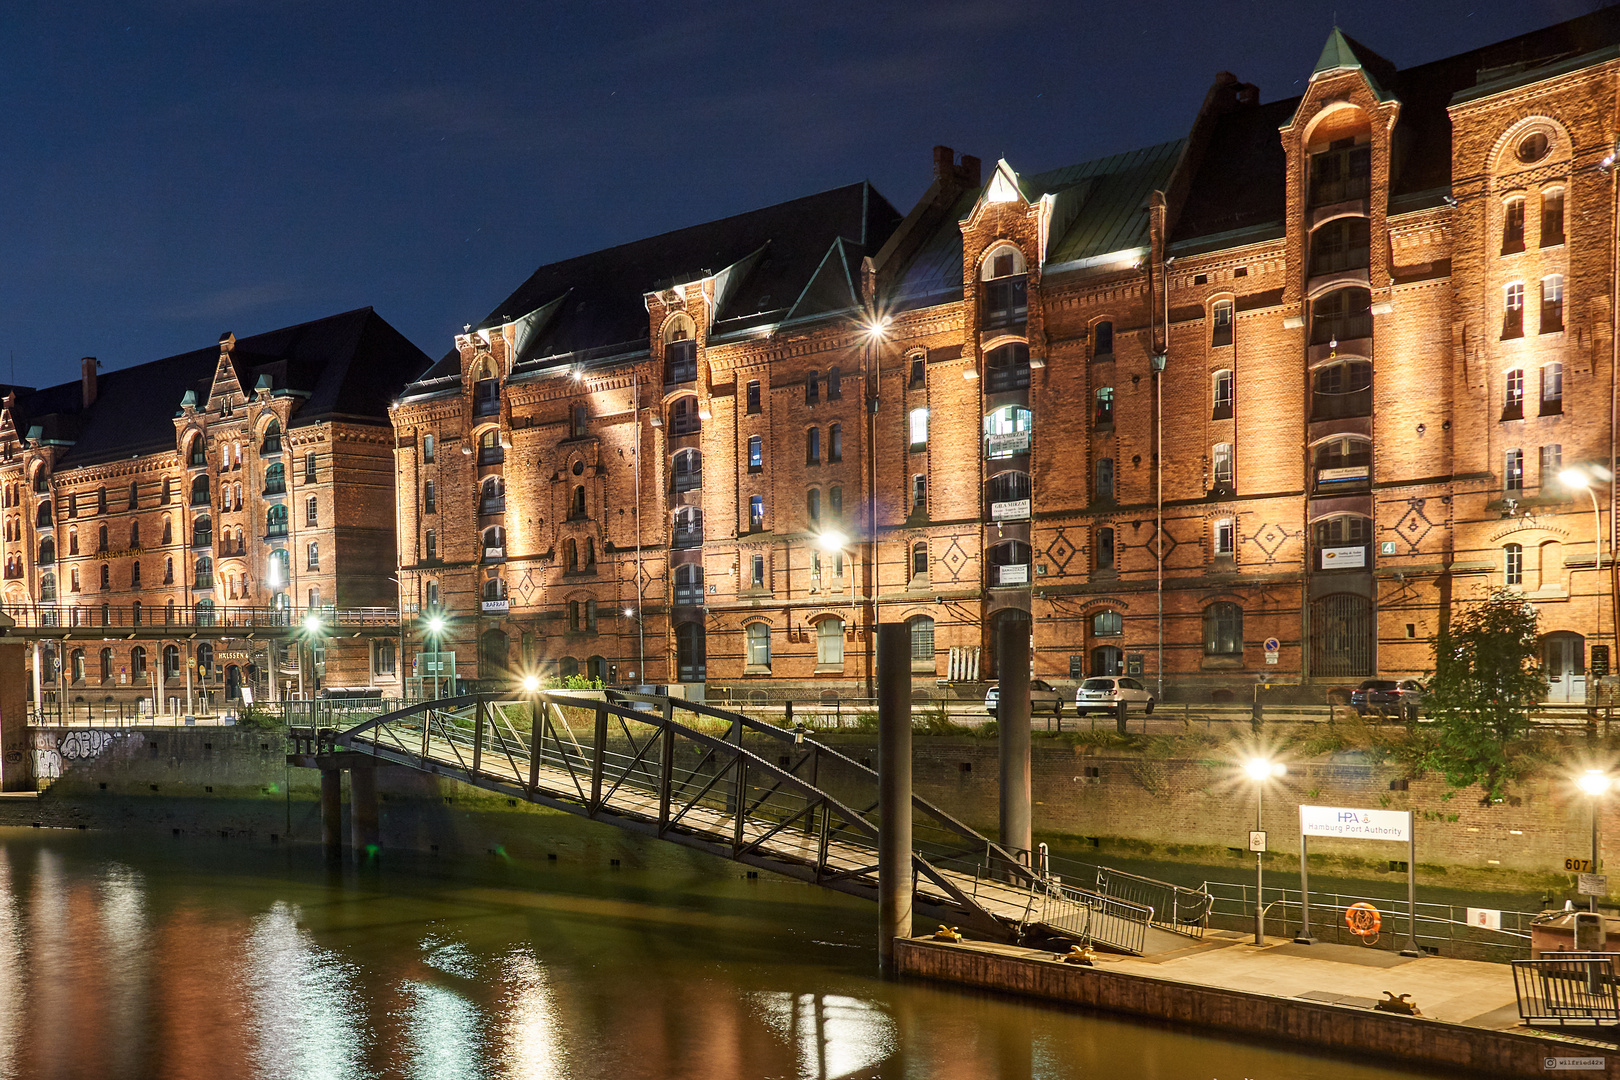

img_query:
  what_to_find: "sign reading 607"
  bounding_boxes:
[1565,857,1595,873]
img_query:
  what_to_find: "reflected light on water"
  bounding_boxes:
[242,901,373,1080]
[402,979,485,1080]
[754,991,894,1080]
[0,851,22,1080]
[497,950,569,1080]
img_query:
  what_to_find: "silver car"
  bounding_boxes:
[1074,676,1155,716]
[985,679,1065,719]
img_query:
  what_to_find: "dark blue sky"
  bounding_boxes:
[0,0,1594,388]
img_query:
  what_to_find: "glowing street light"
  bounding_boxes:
[520,674,541,694]
[1244,756,1287,945]
[1579,769,1612,912]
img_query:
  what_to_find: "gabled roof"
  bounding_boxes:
[1313,27,1398,97]
[7,309,431,469]
[405,182,900,392]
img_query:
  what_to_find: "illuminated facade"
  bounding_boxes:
[393,11,1620,701]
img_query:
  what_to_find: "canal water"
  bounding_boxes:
[0,823,1443,1080]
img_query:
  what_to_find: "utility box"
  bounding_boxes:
[1576,911,1608,952]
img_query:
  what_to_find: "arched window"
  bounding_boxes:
[980,243,1028,330]
[187,435,206,467]
[261,418,282,454]
[563,537,577,570]
[164,557,173,584]
[478,429,503,465]
[1541,275,1565,333]
[129,521,140,547]
[1313,513,1371,570]
[1311,361,1371,420]
[1503,283,1526,339]
[987,471,1031,517]
[908,615,935,667]
[669,396,700,436]
[131,646,148,675]
[584,536,595,567]
[306,541,319,570]
[99,564,109,590]
[1210,299,1234,346]
[746,622,771,669]
[816,617,845,667]
[37,537,54,564]
[674,563,704,605]
[191,474,209,506]
[482,577,506,600]
[480,476,504,513]
[806,488,821,524]
[1309,287,1371,345]
[987,540,1031,586]
[99,647,112,681]
[912,542,928,579]
[70,649,84,683]
[268,548,289,588]
[192,516,211,548]
[806,427,820,464]
[1093,610,1123,636]
[1093,320,1114,357]
[984,406,1032,458]
[264,461,285,495]
[1312,437,1369,490]
[168,644,185,679]
[828,423,842,463]
[1502,196,1526,254]
[266,504,288,537]
[130,563,141,589]
[234,526,244,553]
[474,364,500,416]
[674,506,703,547]
[1211,443,1233,490]
[482,526,505,558]
[676,622,706,681]
[162,477,172,505]
[663,315,697,384]
[36,501,50,527]
[672,448,702,492]
[97,523,108,552]
[1203,602,1243,656]
[1308,217,1371,277]
[909,407,929,450]
[570,485,586,518]
[195,555,213,588]
[984,342,1031,393]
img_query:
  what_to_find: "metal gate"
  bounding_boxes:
[1311,593,1372,678]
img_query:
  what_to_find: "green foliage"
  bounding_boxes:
[1423,588,1546,802]
[235,703,283,730]
[549,674,604,691]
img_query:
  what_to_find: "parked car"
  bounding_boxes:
[985,679,1065,719]
[1073,676,1155,716]
[1351,679,1427,719]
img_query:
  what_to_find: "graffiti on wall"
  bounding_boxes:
[30,729,128,782]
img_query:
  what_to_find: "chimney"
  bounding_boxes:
[933,145,955,182]
[80,357,98,409]
[219,331,235,353]
[959,154,981,187]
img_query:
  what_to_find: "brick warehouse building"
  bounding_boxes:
[0,310,430,714]
[390,9,1620,704]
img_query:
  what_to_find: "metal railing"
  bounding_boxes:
[2,603,400,631]
[1513,956,1620,1026]
[1024,880,1153,954]
[1204,880,1536,961]
[1096,865,1210,938]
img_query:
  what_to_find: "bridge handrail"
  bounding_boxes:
[609,690,1038,885]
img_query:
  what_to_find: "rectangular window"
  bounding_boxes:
[806,428,820,464]
[304,452,317,484]
[1505,448,1524,494]
[830,486,842,520]
[1541,189,1565,247]
[1212,371,1234,420]
[807,488,821,524]
[805,374,819,405]
[1541,444,1563,489]
[747,623,771,667]
[828,368,841,400]
[306,542,319,571]
[1541,276,1564,333]
[424,480,436,514]
[1502,199,1526,255]
[424,529,437,560]
[1503,284,1525,339]
[828,423,842,463]
[817,618,844,667]
[909,357,925,388]
[1212,444,1234,489]
[1505,544,1524,586]
[1541,362,1563,415]
[751,554,765,588]
[1211,301,1234,347]
[746,380,761,414]
[1093,320,1113,357]
[374,640,397,677]
[912,473,926,514]
[586,600,597,631]
[306,497,318,526]
[749,496,764,531]
[748,435,763,471]
[909,408,928,451]
[1093,387,1114,427]
[1096,526,1116,571]
[1214,517,1235,557]
[423,434,435,463]
[1095,458,1114,499]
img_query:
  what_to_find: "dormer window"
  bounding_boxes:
[980,244,1028,331]
[472,359,500,417]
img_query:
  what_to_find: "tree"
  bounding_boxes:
[1425,589,1546,802]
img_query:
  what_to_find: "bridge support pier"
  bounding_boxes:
[319,767,343,859]
[349,764,380,857]
[997,618,1032,868]
[877,623,912,978]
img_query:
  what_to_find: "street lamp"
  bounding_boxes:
[298,613,325,701]
[1244,756,1287,945]
[1560,469,1607,568]
[1579,769,1612,912]
[423,613,447,699]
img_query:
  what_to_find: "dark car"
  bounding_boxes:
[1351,679,1427,719]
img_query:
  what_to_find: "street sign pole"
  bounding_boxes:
[1400,810,1421,957]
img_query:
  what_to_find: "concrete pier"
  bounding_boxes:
[349,764,380,855]
[319,767,343,858]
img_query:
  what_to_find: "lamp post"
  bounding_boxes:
[299,612,325,703]
[1244,756,1286,945]
[1579,769,1612,912]
[423,613,447,699]
[1561,467,1618,674]
[861,314,889,700]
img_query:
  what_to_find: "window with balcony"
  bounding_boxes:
[1541,275,1564,333]
[1314,513,1370,570]
[1309,287,1372,345]
[188,437,206,468]
[1502,197,1526,255]
[984,342,1030,393]
[1309,216,1371,277]
[482,526,505,561]
[672,448,702,493]
[984,405,1032,459]
[1312,437,1369,490]
[264,462,286,496]
[1096,526,1116,571]
[191,475,209,507]
[1203,602,1243,655]
[987,539,1031,586]
[1504,543,1524,586]
[749,496,764,531]
[1541,362,1563,416]
[909,407,929,451]
[1093,386,1114,427]
[746,380,761,414]
[1311,361,1372,420]
[674,563,704,605]
[477,430,503,465]
[748,435,762,471]
[987,471,1031,521]
[1093,320,1114,358]
[980,245,1028,330]
[192,518,211,548]
[1212,443,1234,490]
[1541,188,1566,247]
[806,427,820,465]
[674,506,703,547]
[266,504,288,538]
[195,555,213,589]
[261,419,282,454]
[1211,300,1234,346]
[1308,138,1370,206]
[1212,370,1234,420]
[474,377,500,417]
[478,477,503,514]
[670,396,700,435]
[1503,283,1525,339]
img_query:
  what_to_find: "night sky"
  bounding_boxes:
[0,1,1594,389]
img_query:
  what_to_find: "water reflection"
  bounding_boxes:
[0,830,1441,1080]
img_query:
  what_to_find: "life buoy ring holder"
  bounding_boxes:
[1345,901,1382,943]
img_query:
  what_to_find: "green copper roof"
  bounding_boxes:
[1314,27,1362,75]
[1312,27,1397,99]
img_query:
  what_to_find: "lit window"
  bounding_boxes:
[748,435,762,471]
[1094,387,1114,427]
[1212,443,1234,489]
[1503,284,1525,339]
[1541,189,1565,247]
[1211,300,1233,347]
[909,407,929,451]
[1214,517,1235,557]
[1212,370,1233,419]
[1541,275,1564,333]
[817,618,844,667]
[1541,362,1563,415]
[1502,197,1525,255]
[749,496,764,531]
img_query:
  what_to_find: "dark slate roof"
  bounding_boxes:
[407,181,900,392]
[1170,97,1296,252]
[1038,141,1184,267]
[7,309,431,468]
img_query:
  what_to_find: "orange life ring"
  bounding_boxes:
[1345,902,1382,937]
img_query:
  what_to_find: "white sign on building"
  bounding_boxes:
[1320,545,1366,569]
[1298,805,1411,842]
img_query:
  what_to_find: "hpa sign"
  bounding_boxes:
[1298,805,1411,842]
